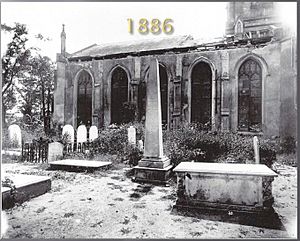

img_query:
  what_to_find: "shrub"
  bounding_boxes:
[279,136,296,154]
[91,122,145,163]
[90,122,278,168]
[121,102,136,124]
[163,124,278,167]
[123,144,143,166]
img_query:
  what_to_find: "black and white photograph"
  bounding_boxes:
[1,1,297,239]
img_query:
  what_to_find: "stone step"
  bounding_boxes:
[48,159,112,172]
[2,174,51,209]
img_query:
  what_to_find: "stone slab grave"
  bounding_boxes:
[2,173,51,209]
[49,159,112,172]
[173,162,278,213]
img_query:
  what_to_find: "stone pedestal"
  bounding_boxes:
[134,58,172,184]
[173,162,278,213]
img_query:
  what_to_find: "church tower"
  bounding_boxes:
[53,24,67,126]
[225,2,281,39]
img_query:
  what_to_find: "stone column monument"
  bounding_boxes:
[134,58,173,184]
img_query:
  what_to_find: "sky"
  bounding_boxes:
[1,2,228,61]
[1,2,297,61]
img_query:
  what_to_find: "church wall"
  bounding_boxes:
[279,37,297,137]
[227,42,281,137]
[101,57,135,126]
[56,39,295,138]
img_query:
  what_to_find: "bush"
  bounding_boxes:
[279,136,296,154]
[123,144,143,166]
[121,102,136,124]
[163,124,278,167]
[90,122,278,168]
[91,122,145,163]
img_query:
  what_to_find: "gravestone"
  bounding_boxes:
[127,126,136,145]
[134,58,172,184]
[62,124,74,143]
[8,124,22,148]
[253,136,260,164]
[137,140,144,152]
[89,126,98,142]
[77,125,87,143]
[48,142,64,162]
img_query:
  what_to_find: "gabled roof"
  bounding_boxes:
[69,35,199,59]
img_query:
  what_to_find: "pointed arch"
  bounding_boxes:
[188,56,216,129]
[137,62,170,127]
[234,53,269,132]
[73,68,95,128]
[109,65,130,124]
[158,63,169,127]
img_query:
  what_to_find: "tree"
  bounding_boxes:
[2,23,55,135]
[20,55,55,133]
[2,23,31,126]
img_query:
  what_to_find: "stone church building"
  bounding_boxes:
[53,2,297,137]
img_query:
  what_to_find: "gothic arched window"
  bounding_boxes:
[159,64,168,127]
[238,59,262,132]
[191,62,212,128]
[111,67,129,124]
[77,71,93,127]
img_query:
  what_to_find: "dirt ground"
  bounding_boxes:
[1,158,297,239]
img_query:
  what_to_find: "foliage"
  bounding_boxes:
[2,23,54,135]
[91,122,144,164]
[19,55,55,133]
[121,102,136,124]
[1,176,16,190]
[163,124,278,168]
[89,123,279,168]
[19,120,47,143]
[276,153,297,167]
[2,23,31,126]
[279,136,296,154]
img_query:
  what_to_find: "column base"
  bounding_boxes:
[138,156,171,169]
[133,165,173,185]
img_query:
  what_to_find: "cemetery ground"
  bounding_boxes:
[1,153,297,239]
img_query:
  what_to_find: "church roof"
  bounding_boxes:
[69,35,199,60]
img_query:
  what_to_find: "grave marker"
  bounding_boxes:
[174,162,277,213]
[127,126,136,145]
[89,126,98,142]
[77,125,87,143]
[48,142,64,163]
[134,58,172,184]
[137,140,144,152]
[62,124,74,143]
[8,124,22,148]
[253,136,260,164]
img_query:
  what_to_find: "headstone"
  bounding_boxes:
[48,142,64,162]
[77,125,87,143]
[62,124,74,143]
[253,136,260,164]
[134,58,172,183]
[89,126,98,142]
[137,140,144,152]
[127,126,136,145]
[8,124,22,148]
